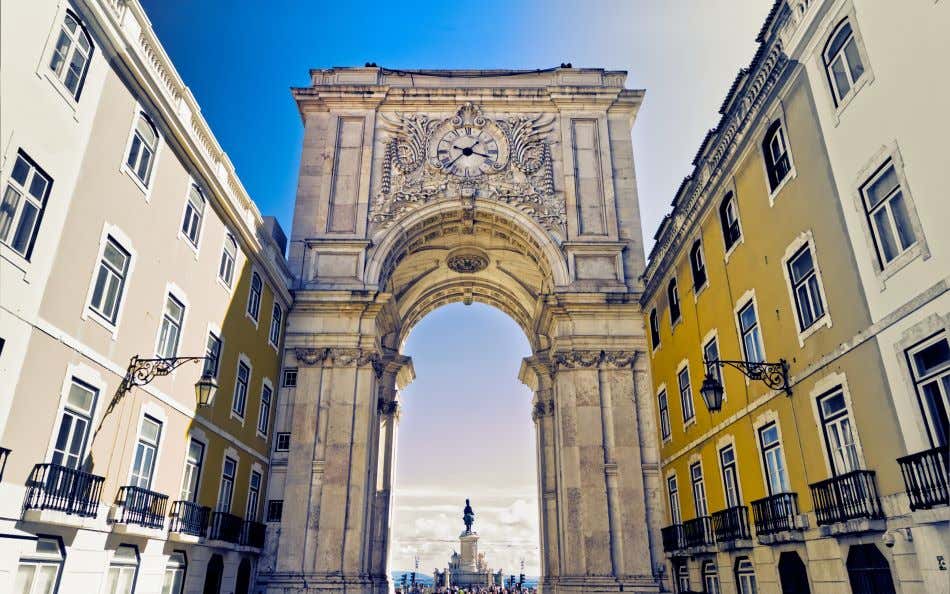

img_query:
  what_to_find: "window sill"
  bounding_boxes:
[245,311,260,329]
[217,276,234,294]
[693,279,709,302]
[83,308,120,340]
[177,230,201,260]
[670,316,683,333]
[723,236,744,264]
[875,241,930,290]
[830,73,873,126]
[0,243,31,280]
[767,167,797,207]
[256,431,268,441]
[796,314,832,347]
[120,164,153,200]
[38,70,81,122]
[230,411,246,426]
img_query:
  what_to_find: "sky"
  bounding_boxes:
[139,0,774,574]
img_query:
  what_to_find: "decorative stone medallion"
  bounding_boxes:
[446,247,490,274]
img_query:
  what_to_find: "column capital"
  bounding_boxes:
[551,349,639,370]
[531,398,555,422]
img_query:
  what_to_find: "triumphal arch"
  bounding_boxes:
[260,67,664,593]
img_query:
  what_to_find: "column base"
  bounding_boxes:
[543,574,662,593]
[256,572,389,594]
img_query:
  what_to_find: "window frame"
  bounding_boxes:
[87,235,132,327]
[689,239,707,293]
[179,438,205,503]
[203,330,223,378]
[703,332,725,403]
[218,233,237,289]
[719,191,743,255]
[719,443,742,507]
[677,363,695,425]
[690,460,708,517]
[268,302,283,348]
[266,499,283,523]
[734,557,758,594]
[0,149,53,261]
[816,386,863,476]
[128,414,162,490]
[104,544,140,594]
[179,183,206,251]
[904,331,950,448]
[246,470,262,521]
[217,456,237,513]
[649,308,661,350]
[46,10,94,102]
[122,110,161,194]
[246,271,263,325]
[282,368,298,388]
[161,550,187,594]
[757,421,791,495]
[667,474,681,524]
[274,432,291,452]
[657,389,671,442]
[822,16,871,111]
[703,560,721,594]
[155,291,187,359]
[761,118,795,198]
[15,535,66,594]
[50,377,99,470]
[257,380,273,437]
[231,357,251,422]
[736,297,766,364]
[781,234,832,344]
[667,278,682,327]
[858,157,924,275]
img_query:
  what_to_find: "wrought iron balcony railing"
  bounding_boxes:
[208,511,243,544]
[0,447,10,482]
[683,516,715,548]
[809,470,883,526]
[661,524,685,553]
[898,446,949,511]
[116,486,168,529]
[751,492,800,536]
[241,520,266,548]
[24,463,104,518]
[711,505,751,542]
[168,500,210,537]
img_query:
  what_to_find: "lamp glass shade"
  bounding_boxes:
[700,373,724,412]
[195,372,218,407]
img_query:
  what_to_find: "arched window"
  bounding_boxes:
[719,192,741,250]
[247,272,263,321]
[824,19,866,105]
[846,544,896,594]
[202,554,224,594]
[219,234,237,287]
[734,557,758,594]
[106,544,139,594]
[703,560,721,594]
[126,112,159,186]
[778,551,811,594]
[667,278,681,325]
[674,561,690,593]
[48,11,94,99]
[162,551,187,594]
[181,184,205,247]
[649,308,660,349]
[690,240,706,290]
[762,120,792,192]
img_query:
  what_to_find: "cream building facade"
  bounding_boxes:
[260,67,666,594]
[0,1,291,593]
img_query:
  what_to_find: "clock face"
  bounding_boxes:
[435,127,501,177]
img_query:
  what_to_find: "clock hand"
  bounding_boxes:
[446,153,464,168]
[471,150,493,158]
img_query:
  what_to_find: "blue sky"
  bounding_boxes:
[140,0,773,573]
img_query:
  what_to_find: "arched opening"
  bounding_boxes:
[234,558,252,594]
[201,554,223,594]
[391,302,538,587]
[846,543,896,594]
[778,551,811,594]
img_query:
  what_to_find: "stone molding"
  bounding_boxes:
[293,347,382,373]
[377,398,400,418]
[532,399,555,422]
[552,349,638,370]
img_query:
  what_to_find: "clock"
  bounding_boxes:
[434,127,503,178]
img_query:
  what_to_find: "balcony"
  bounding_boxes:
[898,446,949,512]
[751,492,804,543]
[112,486,168,534]
[240,520,266,549]
[661,524,685,554]
[168,500,210,542]
[0,447,10,481]
[683,516,715,550]
[810,470,884,535]
[23,463,105,524]
[208,511,243,544]
[711,506,752,550]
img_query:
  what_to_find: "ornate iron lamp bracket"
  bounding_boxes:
[120,355,210,394]
[705,358,792,396]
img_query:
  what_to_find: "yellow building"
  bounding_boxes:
[641,4,941,594]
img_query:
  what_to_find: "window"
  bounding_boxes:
[649,309,660,349]
[269,303,283,346]
[818,388,861,475]
[247,272,263,322]
[735,558,758,594]
[156,294,185,359]
[203,332,222,378]
[0,151,52,259]
[738,300,764,363]
[257,383,272,436]
[690,240,706,290]
[668,278,681,325]
[48,11,93,99]
[824,20,866,105]
[675,563,690,594]
[678,366,695,423]
[719,444,742,507]
[266,500,283,522]
[758,423,790,495]
[161,551,186,594]
[905,333,949,447]
[703,336,723,399]
[129,416,161,489]
[275,432,291,452]
[89,236,130,324]
[104,545,138,594]
[217,457,236,512]
[246,471,261,521]
[51,379,98,469]
[667,475,681,524]
[282,368,298,388]
[179,439,204,502]
[126,113,158,186]
[762,120,792,192]
[219,234,237,287]
[180,184,205,247]
[703,561,721,594]
[861,161,918,267]
[232,361,250,418]
[787,244,826,331]
[14,536,64,594]
[719,191,742,251]
[690,461,708,517]
[658,391,671,441]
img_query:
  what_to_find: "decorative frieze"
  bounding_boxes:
[293,347,382,373]
[553,350,639,370]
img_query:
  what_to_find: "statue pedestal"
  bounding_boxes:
[459,531,478,572]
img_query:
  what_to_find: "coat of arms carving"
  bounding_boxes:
[370,103,564,235]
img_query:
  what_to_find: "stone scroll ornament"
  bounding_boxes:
[370,103,564,235]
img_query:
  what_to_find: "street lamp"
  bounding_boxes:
[120,355,218,407]
[701,358,792,413]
